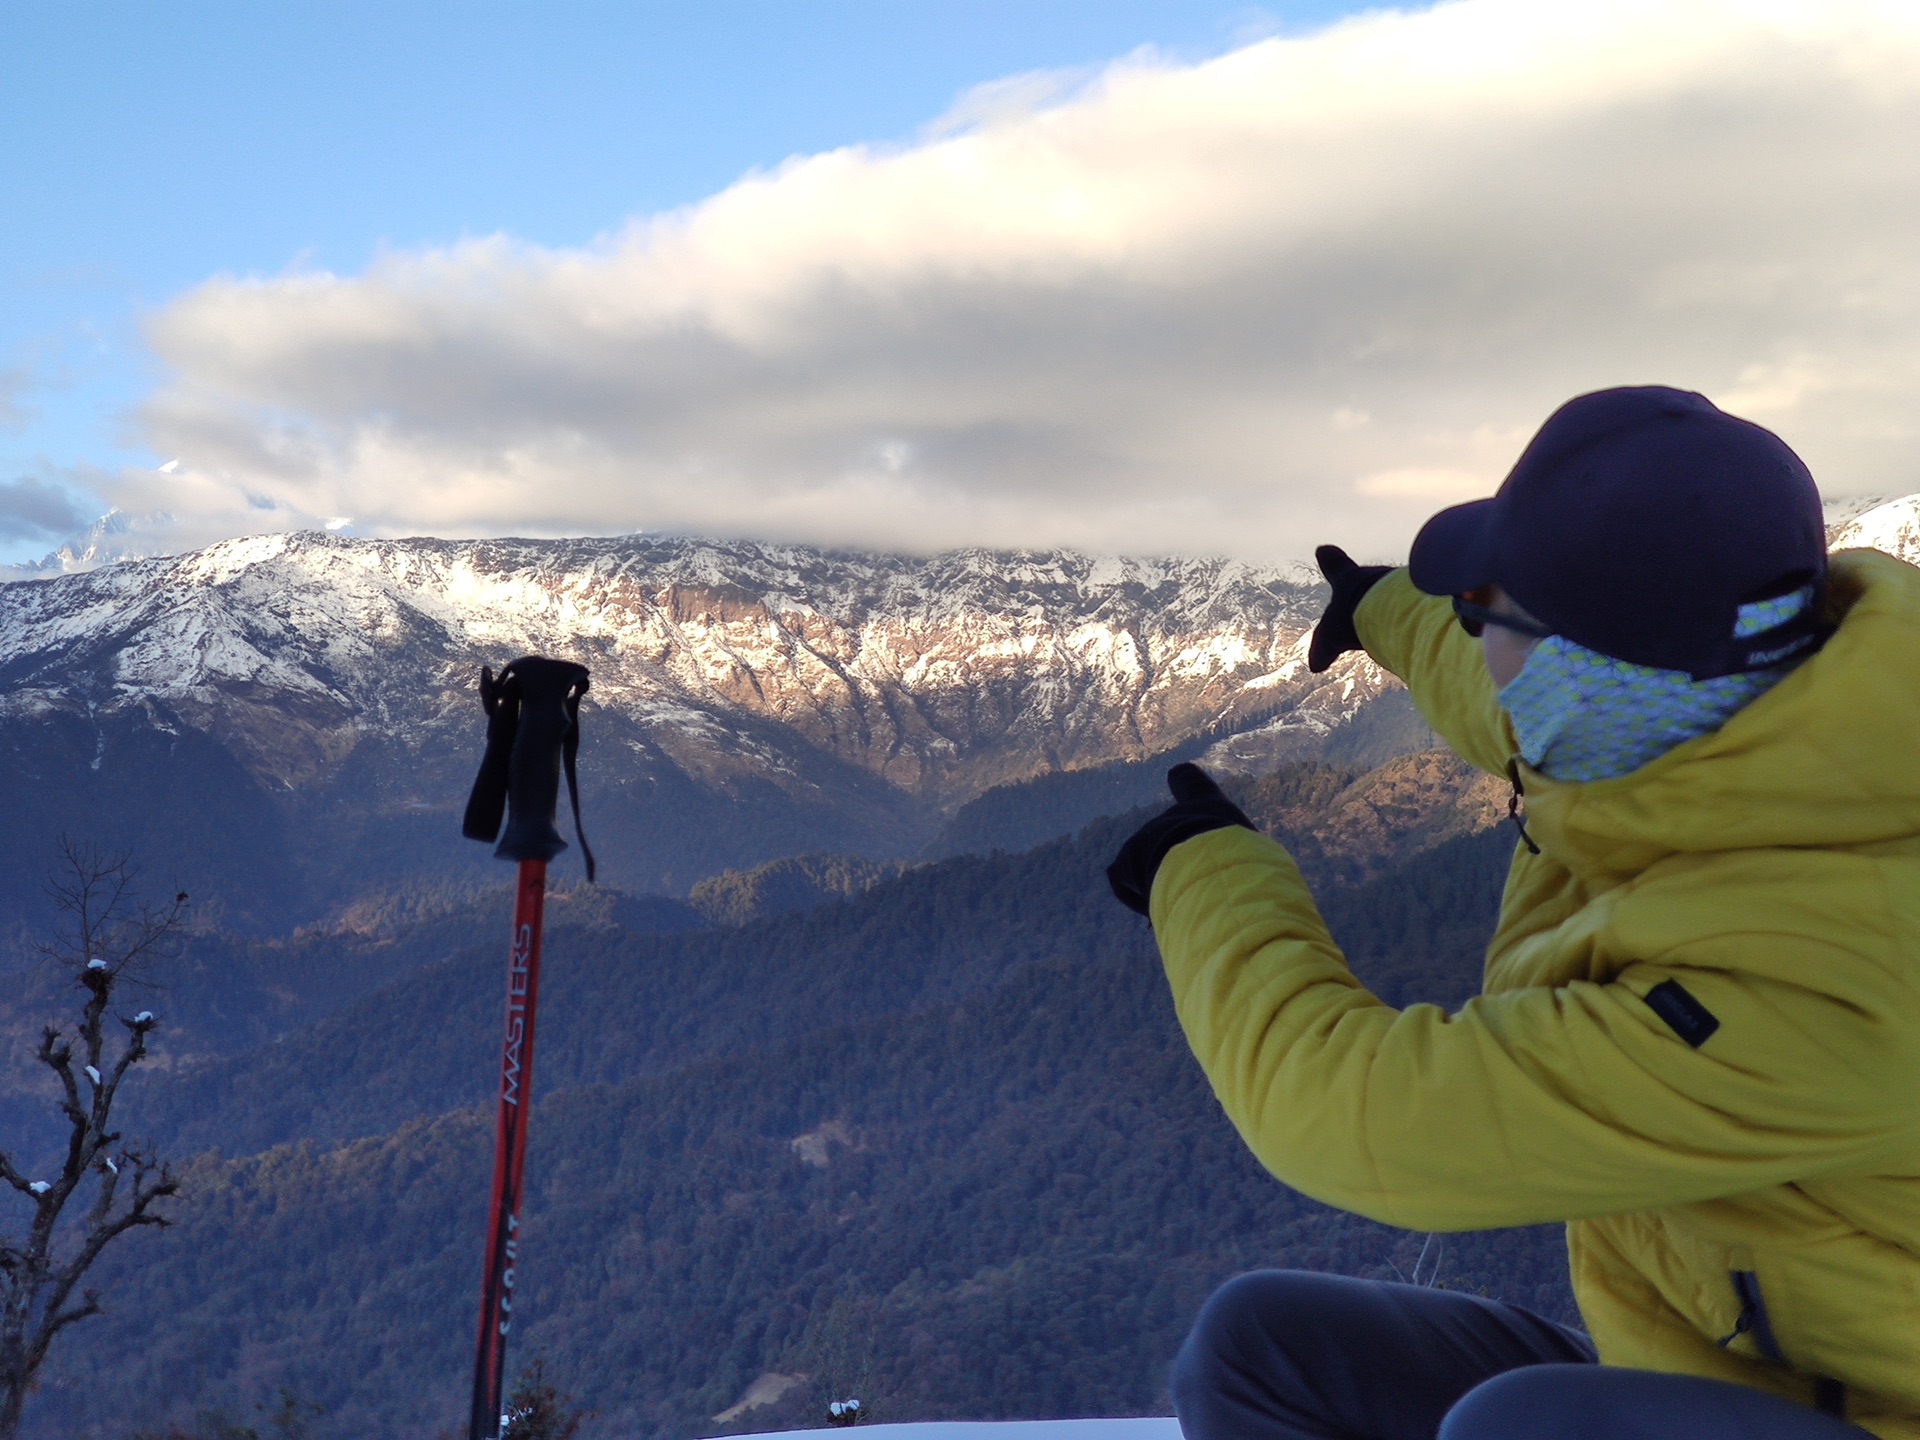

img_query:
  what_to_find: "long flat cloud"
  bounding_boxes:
[124,0,1920,564]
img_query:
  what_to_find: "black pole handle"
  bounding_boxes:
[462,656,595,880]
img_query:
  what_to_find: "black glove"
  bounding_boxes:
[1307,545,1393,674]
[1106,763,1255,917]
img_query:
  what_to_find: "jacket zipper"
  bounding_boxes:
[1716,1271,1847,1418]
[1718,1270,1786,1363]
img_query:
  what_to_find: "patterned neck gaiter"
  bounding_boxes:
[1498,588,1814,784]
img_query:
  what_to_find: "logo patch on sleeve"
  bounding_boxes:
[1643,979,1720,1049]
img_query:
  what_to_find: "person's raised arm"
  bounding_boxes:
[1148,823,1918,1231]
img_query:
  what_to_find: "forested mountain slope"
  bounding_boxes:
[111,756,1503,1163]
[27,765,1550,1440]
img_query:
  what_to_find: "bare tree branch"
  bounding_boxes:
[0,844,185,1439]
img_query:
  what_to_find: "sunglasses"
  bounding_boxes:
[1452,590,1555,641]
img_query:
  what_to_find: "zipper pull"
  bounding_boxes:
[1505,759,1541,856]
[1716,1308,1752,1348]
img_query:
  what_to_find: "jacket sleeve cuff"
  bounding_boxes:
[1352,569,1517,776]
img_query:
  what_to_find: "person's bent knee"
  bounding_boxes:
[1440,1365,1588,1440]
[1171,1272,1329,1425]
[1180,1272,1335,1364]
[1172,1272,1291,1405]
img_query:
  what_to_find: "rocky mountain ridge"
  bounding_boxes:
[0,531,1396,916]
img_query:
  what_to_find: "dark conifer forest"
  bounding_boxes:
[0,758,1571,1439]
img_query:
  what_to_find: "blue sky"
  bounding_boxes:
[1,1,1369,560]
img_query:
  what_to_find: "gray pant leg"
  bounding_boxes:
[1170,1270,1596,1440]
[1442,1365,1874,1440]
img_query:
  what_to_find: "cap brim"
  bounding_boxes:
[1407,498,1499,596]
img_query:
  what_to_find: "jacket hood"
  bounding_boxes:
[1521,548,1920,878]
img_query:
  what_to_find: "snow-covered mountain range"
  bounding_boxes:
[0,530,1395,918]
[0,494,1911,921]
[0,530,1394,789]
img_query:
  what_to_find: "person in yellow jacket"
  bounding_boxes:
[1107,386,1920,1440]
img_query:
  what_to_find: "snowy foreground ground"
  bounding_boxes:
[741,1421,1181,1440]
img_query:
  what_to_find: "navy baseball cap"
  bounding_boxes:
[1408,386,1830,679]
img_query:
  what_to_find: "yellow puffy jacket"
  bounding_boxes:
[1150,548,1920,1437]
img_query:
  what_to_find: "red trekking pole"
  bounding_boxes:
[460,657,594,1440]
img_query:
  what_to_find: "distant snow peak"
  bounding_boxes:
[1830,493,1920,564]
[2,508,180,581]
[1823,493,1897,529]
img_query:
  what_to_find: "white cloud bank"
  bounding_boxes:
[122,0,1920,563]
